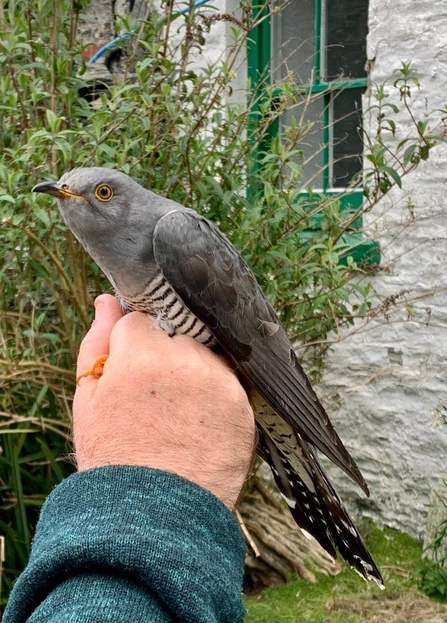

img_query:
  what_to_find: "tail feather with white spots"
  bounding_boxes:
[256,423,384,588]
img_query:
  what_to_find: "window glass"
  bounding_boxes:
[281,96,324,188]
[326,0,368,80]
[331,88,365,187]
[271,0,368,189]
[271,0,316,83]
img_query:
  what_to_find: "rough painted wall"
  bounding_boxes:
[318,0,447,538]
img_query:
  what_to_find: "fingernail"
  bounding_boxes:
[94,297,104,319]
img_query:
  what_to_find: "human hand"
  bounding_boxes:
[73,294,255,509]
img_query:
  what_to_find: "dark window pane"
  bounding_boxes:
[332,88,364,187]
[326,0,368,80]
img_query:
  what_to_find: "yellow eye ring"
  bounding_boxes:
[94,183,114,202]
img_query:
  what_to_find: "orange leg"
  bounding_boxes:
[76,354,109,384]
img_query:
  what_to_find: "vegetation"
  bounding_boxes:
[0,0,445,606]
[416,485,447,601]
[246,522,447,623]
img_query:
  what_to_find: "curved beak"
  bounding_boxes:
[32,181,82,199]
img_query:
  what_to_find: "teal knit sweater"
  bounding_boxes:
[3,466,247,622]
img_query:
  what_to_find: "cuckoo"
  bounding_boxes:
[33,167,384,587]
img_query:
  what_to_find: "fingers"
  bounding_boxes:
[79,298,230,384]
[108,311,170,356]
[76,294,124,376]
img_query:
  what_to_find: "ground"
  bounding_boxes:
[245,522,447,623]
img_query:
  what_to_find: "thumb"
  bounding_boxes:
[76,294,124,377]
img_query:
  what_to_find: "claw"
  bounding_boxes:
[77,354,109,384]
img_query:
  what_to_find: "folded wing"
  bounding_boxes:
[153,209,368,494]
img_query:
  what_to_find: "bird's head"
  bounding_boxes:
[32,167,150,229]
[32,167,171,295]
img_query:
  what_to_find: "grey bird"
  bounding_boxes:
[33,167,383,587]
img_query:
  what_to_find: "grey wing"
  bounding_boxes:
[153,209,368,495]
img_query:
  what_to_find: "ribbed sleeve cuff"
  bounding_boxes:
[4,466,246,623]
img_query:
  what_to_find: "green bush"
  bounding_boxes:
[417,492,447,600]
[417,558,447,600]
[0,0,444,602]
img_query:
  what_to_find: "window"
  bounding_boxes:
[248,0,380,264]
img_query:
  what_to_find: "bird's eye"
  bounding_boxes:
[61,183,68,190]
[94,183,114,202]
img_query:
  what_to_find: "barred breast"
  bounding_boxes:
[119,272,217,347]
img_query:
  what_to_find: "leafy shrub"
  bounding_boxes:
[417,492,447,600]
[416,559,447,600]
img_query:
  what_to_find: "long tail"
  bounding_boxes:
[257,424,384,587]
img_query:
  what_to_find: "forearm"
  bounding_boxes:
[4,466,247,623]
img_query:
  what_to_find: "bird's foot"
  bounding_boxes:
[76,355,109,384]
[154,313,176,337]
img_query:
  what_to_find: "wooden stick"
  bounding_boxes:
[235,508,261,557]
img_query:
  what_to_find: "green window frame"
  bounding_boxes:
[247,0,380,265]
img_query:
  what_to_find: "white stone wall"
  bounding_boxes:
[319,0,447,538]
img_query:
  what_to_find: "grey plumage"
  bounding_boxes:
[32,167,383,587]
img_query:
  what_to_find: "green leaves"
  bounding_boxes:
[416,559,447,600]
[364,61,446,203]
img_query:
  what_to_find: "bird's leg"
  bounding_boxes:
[154,313,176,337]
[76,355,109,384]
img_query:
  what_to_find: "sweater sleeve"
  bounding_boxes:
[3,466,247,623]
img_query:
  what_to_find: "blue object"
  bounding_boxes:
[89,0,212,64]
[3,466,246,622]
